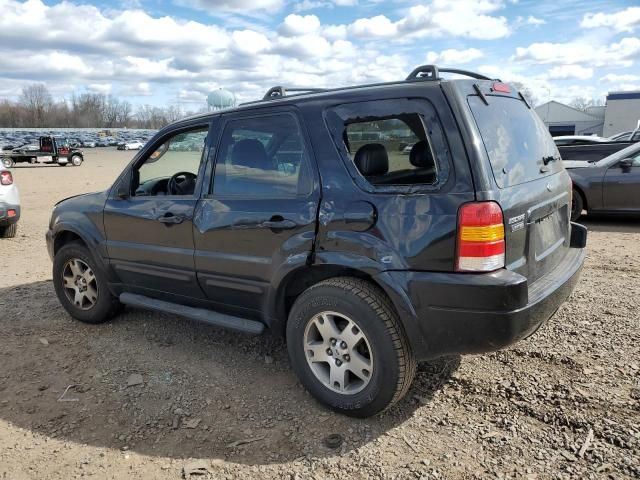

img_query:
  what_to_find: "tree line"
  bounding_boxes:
[0,84,203,129]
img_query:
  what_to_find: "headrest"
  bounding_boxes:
[231,139,270,169]
[354,143,389,177]
[409,140,434,168]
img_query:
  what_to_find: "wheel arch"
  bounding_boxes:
[269,262,423,356]
[53,229,87,255]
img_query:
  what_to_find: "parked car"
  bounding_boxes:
[46,65,586,417]
[557,138,634,162]
[0,166,20,238]
[607,130,640,142]
[565,141,640,220]
[553,135,607,146]
[118,140,144,150]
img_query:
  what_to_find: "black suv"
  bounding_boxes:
[47,66,587,417]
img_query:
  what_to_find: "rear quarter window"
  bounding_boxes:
[468,95,562,188]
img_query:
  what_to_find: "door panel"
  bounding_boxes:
[194,198,318,312]
[603,163,640,211]
[104,197,203,297]
[193,111,319,315]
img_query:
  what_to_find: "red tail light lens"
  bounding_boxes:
[456,201,505,272]
[0,171,13,186]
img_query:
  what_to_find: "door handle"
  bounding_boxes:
[261,216,296,230]
[157,213,184,224]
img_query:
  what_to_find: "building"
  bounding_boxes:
[603,91,640,137]
[534,101,604,137]
[536,91,640,138]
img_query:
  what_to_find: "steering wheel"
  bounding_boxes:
[167,171,197,195]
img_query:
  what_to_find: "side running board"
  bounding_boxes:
[119,293,265,335]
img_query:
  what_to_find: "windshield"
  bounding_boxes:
[468,95,562,188]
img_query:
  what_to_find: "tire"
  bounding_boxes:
[287,277,416,417]
[71,155,83,166]
[0,223,17,238]
[53,242,121,324]
[1,158,14,168]
[124,146,129,150]
[571,188,584,221]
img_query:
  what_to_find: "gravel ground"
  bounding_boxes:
[0,148,638,479]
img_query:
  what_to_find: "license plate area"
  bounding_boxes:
[534,209,566,261]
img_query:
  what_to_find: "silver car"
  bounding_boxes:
[0,166,20,238]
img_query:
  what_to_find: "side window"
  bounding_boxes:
[133,127,208,197]
[631,152,640,167]
[212,114,311,197]
[343,114,438,186]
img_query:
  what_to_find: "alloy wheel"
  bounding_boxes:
[61,258,98,310]
[303,311,373,395]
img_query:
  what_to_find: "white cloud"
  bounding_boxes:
[176,0,285,13]
[600,73,640,83]
[87,83,112,95]
[279,14,321,36]
[349,15,397,38]
[347,1,510,40]
[426,48,484,65]
[547,65,593,80]
[581,7,640,32]
[513,38,640,67]
[526,15,545,26]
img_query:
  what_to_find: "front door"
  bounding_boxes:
[193,111,319,316]
[603,152,640,212]
[104,123,212,299]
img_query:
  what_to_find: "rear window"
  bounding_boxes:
[468,96,561,188]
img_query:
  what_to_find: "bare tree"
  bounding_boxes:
[19,84,53,127]
[510,81,538,108]
[570,97,604,112]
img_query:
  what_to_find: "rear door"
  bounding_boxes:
[193,109,319,316]
[466,86,572,283]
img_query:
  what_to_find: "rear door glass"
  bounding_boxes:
[468,96,562,188]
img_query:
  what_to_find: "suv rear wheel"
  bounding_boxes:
[287,277,416,417]
[53,242,121,324]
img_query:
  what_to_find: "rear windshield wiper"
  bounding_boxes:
[542,155,560,165]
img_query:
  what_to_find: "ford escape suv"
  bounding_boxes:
[47,66,587,417]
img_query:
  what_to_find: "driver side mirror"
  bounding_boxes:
[115,172,132,199]
[619,158,634,169]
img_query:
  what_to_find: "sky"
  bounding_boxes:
[0,0,639,109]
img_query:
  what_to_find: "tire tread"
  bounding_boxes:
[303,276,416,411]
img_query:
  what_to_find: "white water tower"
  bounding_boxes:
[207,89,236,111]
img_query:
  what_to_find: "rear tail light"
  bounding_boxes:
[0,171,13,186]
[456,201,505,272]
[7,209,16,218]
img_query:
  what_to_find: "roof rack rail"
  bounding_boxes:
[406,65,494,82]
[263,86,327,100]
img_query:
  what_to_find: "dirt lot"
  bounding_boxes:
[0,148,638,479]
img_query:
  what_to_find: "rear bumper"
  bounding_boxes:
[377,224,587,360]
[0,202,20,225]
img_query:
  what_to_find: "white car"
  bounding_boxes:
[0,166,20,238]
[553,135,608,146]
[123,141,144,150]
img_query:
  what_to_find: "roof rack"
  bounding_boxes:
[263,86,327,100]
[406,65,494,81]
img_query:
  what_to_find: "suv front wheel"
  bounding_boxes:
[287,277,416,417]
[53,242,121,324]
